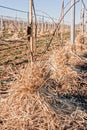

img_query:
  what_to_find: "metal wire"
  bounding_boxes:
[0,5,27,13]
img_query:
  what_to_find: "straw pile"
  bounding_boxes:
[76,34,87,45]
[0,46,87,130]
[16,62,50,94]
[49,46,87,94]
[76,34,87,54]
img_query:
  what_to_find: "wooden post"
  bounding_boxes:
[61,0,64,43]
[1,16,3,32]
[42,16,44,33]
[71,0,75,44]
[29,0,33,62]
[86,11,87,33]
[81,1,84,35]
[44,22,46,32]
[27,12,29,26]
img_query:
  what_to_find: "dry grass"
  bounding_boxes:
[75,34,87,54]
[76,34,87,45]
[49,47,81,92]
[0,44,87,130]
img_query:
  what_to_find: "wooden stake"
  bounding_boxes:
[86,11,87,33]
[71,0,75,44]
[61,0,64,43]
[81,1,84,35]
[1,16,3,32]
[29,0,33,63]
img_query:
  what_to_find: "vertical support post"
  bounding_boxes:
[22,21,24,31]
[1,16,3,32]
[61,0,64,43]
[81,1,84,35]
[15,12,18,31]
[53,22,55,31]
[41,16,44,33]
[86,11,87,33]
[29,0,33,62]
[46,22,47,31]
[27,12,29,26]
[18,19,21,32]
[45,22,46,32]
[71,0,75,44]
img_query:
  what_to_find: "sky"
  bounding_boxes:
[0,0,87,24]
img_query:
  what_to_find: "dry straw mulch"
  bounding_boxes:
[0,45,87,130]
[49,46,87,94]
